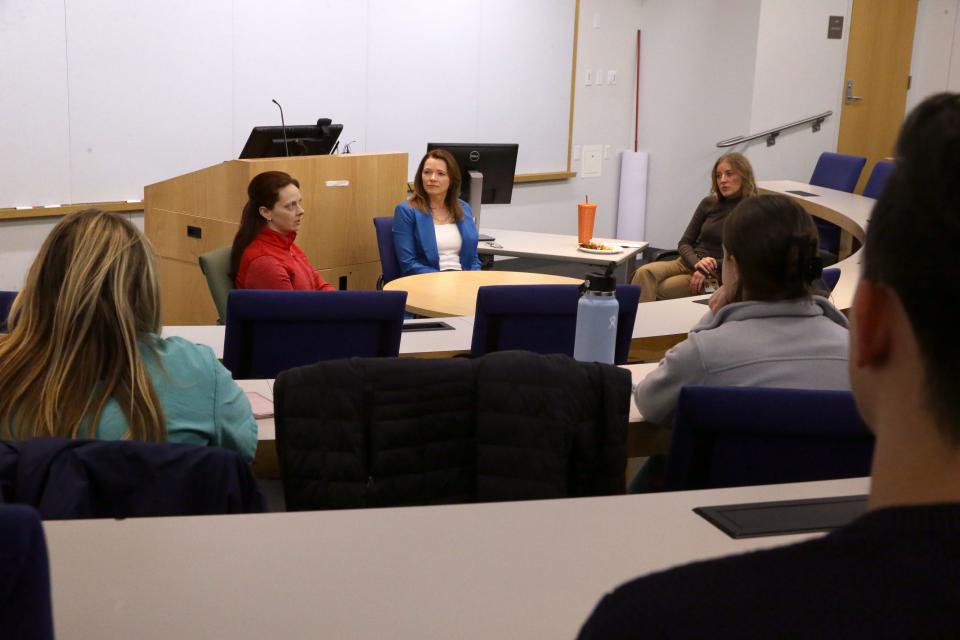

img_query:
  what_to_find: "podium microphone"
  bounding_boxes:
[271,99,290,156]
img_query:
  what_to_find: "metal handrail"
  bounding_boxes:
[716,110,832,148]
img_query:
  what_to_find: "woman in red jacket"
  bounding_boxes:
[230,171,335,290]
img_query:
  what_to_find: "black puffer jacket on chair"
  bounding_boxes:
[274,351,630,511]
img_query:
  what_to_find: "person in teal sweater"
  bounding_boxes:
[0,209,257,462]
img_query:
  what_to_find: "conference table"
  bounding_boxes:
[42,475,870,639]
[477,227,647,283]
[383,270,584,318]
[164,180,873,361]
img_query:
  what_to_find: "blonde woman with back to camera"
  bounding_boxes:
[632,152,758,302]
[0,209,257,461]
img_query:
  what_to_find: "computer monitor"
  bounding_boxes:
[426,143,518,204]
[426,143,518,241]
[239,118,343,159]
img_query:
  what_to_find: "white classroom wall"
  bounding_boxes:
[742,0,850,188]
[3,0,960,291]
[907,0,960,114]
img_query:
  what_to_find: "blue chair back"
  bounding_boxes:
[223,290,407,379]
[809,152,867,193]
[0,505,53,639]
[0,291,16,331]
[862,159,895,199]
[373,216,401,288]
[809,152,866,254]
[470,284,641,365]
[664,386,874,491]
[821,267,841,292]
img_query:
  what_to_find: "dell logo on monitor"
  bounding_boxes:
[469,150,480,162]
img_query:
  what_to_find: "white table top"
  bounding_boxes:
[164,315,476,360]
[42,476,870,640]
[478,227,647,266]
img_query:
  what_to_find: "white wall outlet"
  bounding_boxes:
[581,145,602,177]
[572,145,581,161]
[603,145,611,159]
[595,68,604,85]
[585,70,592,86]
[607,69,617,85]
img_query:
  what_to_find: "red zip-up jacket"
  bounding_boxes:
[235,227,335,291]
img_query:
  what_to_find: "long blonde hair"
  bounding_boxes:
[0,209,166,441]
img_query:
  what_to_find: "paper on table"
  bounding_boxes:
[245,391,274,419]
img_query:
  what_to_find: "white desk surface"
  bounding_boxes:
[478,227,647,265]
[164,182,872,359]
[43,476,870,640]
[164,315,475,360]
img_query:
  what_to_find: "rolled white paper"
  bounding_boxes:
[616,150,649,241]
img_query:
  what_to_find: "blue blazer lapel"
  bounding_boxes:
[415,212,439,270]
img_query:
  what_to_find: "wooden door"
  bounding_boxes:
[837,0,918,193]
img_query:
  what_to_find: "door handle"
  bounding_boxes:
[845,80,864,105]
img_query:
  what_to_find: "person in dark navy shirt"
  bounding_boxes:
[579,92,960,639]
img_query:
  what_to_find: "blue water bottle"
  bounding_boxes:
[573,263,619,364]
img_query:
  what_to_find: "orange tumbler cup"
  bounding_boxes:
[578,202,597,244]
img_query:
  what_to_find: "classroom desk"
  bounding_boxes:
[384,270,583,318]
[478,227,647,283]
[163,315,477,360]
[42,476,870,640]
[243,362,664,479]
[164,181,873,361]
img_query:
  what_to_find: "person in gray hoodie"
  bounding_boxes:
[634,194,850,428]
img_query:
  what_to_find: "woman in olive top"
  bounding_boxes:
[631,152,758,302]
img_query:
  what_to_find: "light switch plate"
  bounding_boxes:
[581,145,602,177]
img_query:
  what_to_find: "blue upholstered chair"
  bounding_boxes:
[373,216,401,289]
[663,386,874,491]
[470,284,641,365]
[0,291,16,331]
[222,290,407,379]
[862,159,895,199]
[809,152,867,192]
[809,152,867,255]
[0,505,53,639]
[821,267,841,292]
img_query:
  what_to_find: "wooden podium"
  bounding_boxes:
[144,152,408,325]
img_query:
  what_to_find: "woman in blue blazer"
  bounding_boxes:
[393,149,482,275]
